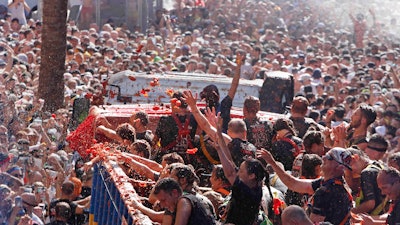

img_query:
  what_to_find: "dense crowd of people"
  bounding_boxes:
[0,0,400,224]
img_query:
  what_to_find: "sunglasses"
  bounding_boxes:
[23,200,37,207]
[12,173,23,178]
[0,189,10,195]
[325,153,352,171]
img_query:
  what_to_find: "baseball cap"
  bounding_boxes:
[327,147,352,170]
[312,69,322,79]
[298,74,311,82]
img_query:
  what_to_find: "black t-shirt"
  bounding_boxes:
[180,193,217,225]
[270,135,303,171]
[136,130,154,145]
[387,199,400,225]
[80,186,91,199]
[220,96,232,134]
[310,177,352,225]
[358,162,384,214]
[225,178,262,225]
[346,130,367,147]
[289,116,324,139]
[155,113,197,153]
[228,138,256,167]
[289,116,313,139]
[50,199,84,225]
[244,117,274,150]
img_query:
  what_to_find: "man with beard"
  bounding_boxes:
[346,104,377,151]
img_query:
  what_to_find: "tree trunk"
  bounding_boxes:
[39,0,68,112]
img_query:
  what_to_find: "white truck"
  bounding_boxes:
[104,70,294,114]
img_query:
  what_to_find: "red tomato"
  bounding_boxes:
[175,100,181,107]
[170,98,178,104]
[150,81,156,86]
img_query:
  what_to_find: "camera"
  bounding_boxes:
[163,14,170,20]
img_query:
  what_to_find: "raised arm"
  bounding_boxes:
[227,53,243,100]
[390,67,400,88]
[0,42,14,74]
[23,1,31,12]
[256,149,315,195]
[215,113,237,185]
[182,90,231,143]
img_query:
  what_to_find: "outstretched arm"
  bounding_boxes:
[129,197,165,223]
[96,125,123,143]
[118,154,159,181]
[123,152,163,172]
[256,149,315,195]
[182,90,231,143]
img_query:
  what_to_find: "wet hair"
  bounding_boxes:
[213,165,230,186]
[244,96,260,114]
[200,84,220,107]
[359,103,377,126]
[131,139,151,159]
[162,152,184,165]
[244,158,266,183]
[301,154,322,179]
[55,202,71,219]
[116,123,136,142]
[134,111,149,126]
[303,130,324,152]
[273,118,297,136]
[171,164,199,186]
[153,178,183,195]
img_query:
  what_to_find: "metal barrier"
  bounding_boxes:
[89,160,152,225]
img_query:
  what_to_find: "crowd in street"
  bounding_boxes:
[0,0,400,224]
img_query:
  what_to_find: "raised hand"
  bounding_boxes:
[256,148,274,163]
[204,107,217,127]
[215,112,223,134]
[182,90,197,107]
